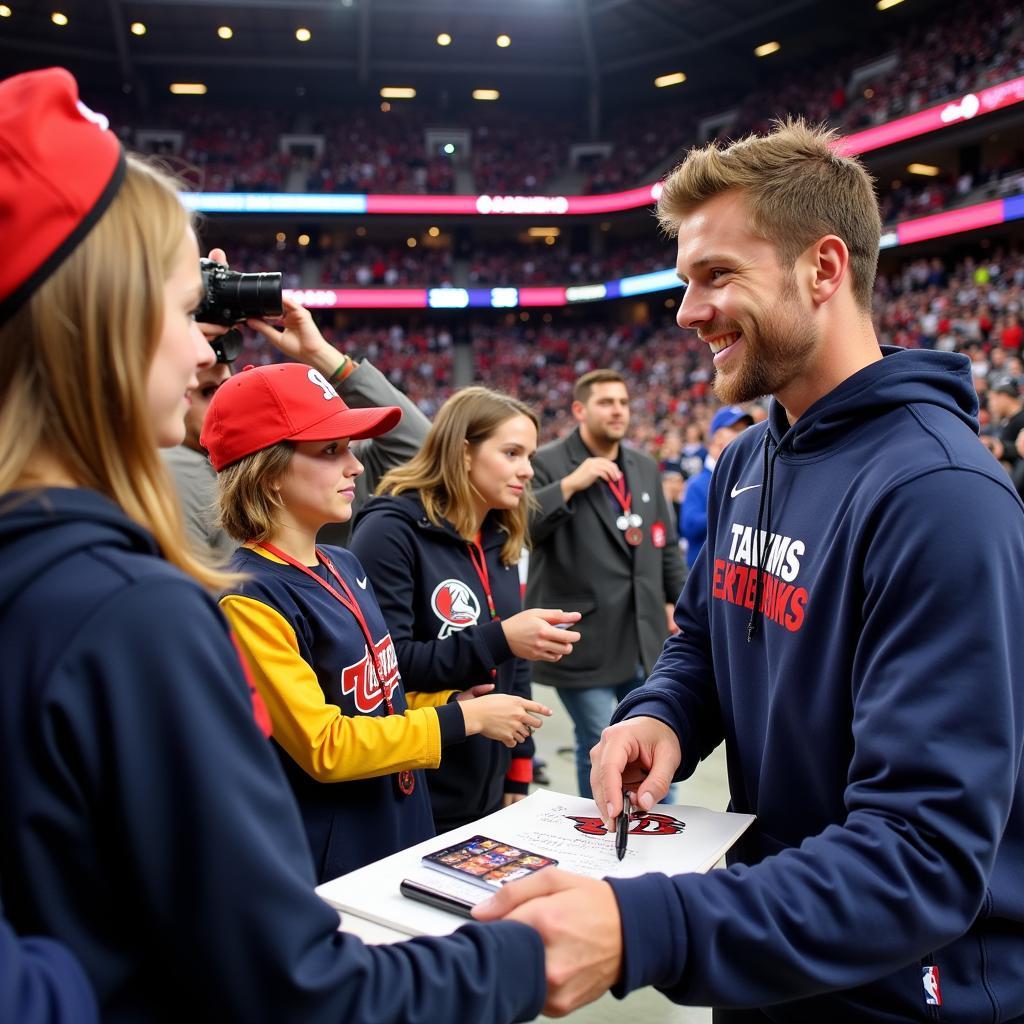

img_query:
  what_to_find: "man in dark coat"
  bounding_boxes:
[525,369,686,796]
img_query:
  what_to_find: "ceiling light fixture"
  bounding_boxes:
[907,162,941,177]
[754,41,780,57]
[380,87,416,99]
[437,32,451,46]
[51,11,68,26]
[296,27,311,42]
[170,83,207,95]
[876,0,904,9]
[654,71,686,88]
[217,25,233,40]
[473,89,500,101]
[496,34,511,48]
[130,21,146,35]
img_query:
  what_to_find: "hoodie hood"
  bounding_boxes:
[352,492,505,551]
[0,488,157,615]
[767,347,979,457]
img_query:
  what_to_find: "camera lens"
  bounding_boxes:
[231,272,283,321]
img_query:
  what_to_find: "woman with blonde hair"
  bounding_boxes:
[351,386,581,832]
[0,67,545,1024]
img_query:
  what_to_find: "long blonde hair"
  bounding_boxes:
[0,155,232,590]
[377,386,538,565]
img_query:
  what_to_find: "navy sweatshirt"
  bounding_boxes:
[351,494,534,831]
[223,545,463,881]
[0,488,545,1024]
[608,348,1024,1021]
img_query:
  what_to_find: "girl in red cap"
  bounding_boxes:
[0,67,547,1024]
[350,387,581,833]
[204,364,551,882]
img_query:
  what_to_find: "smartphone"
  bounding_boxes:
[421,835,558,892]
[399,878,476,918]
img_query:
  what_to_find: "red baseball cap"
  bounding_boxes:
[202,363,403,471]
[0,67,125,324]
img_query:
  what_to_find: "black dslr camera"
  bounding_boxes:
[194,258,283,364]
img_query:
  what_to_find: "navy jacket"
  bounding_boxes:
[224,545,461,881]
[0,488,544,1024]
[351,494,534,832]
[0,911,97,1024]
[608,348,1024,1021]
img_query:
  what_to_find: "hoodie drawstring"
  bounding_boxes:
[747,430,779,643]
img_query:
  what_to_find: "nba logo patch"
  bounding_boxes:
[921,964,942,1007]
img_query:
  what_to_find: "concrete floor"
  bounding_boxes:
[527,683,729,1024]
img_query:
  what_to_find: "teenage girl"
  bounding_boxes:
[205,364,551,879]
[351,387,581,831]
[0,66,545,1024]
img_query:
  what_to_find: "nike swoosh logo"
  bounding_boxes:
[356,576,368,589]
[730,483,761,498]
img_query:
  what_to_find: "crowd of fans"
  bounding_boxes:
[223,244,1024,493]
[112,0,1024,198]
[318,239,455,287]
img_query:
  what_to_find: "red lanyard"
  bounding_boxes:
[606,475,631,516]
[467,534,499,622]
[254,542,414,795]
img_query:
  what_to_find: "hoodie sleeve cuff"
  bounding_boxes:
[473,618,512,667]
[607,874,688,998]
[435,702,468,746]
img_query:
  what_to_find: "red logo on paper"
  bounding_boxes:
[566,813,686,837]
[431,578,481,639]
[651,521,667,548]
[340,634,400,713]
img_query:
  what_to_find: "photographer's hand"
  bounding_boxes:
[245,296,346,380]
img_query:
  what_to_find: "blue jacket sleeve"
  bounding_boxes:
[0,922,97,1024]
[352,513,513,691]
[53,579,545,1024]
[679,470,710,555]
[613,538,724,781]
[608,469,1024,1007]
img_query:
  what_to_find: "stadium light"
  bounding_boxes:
[496,34,511,48]
[754,41,780,57]
[217,25,233,40]
[0,6,11,17]
[437,32,452,46]
[473,89,500,101]
[380,87,416,99]
[170,83,207,95]
[654,72,686,88]
[876,0,904,9]
[296,27,311,42]
[130,21,146,35]
[907,163,941,176]
[51,11,68,26]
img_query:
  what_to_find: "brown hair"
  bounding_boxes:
[573,369,628,404]
[377,386,538,565]
[657,118,881,311]
[0,156,234,590]
[216,443,294,544]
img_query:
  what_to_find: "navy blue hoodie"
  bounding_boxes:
[0,488,545,1023]
[609,349,1024,1021]
[351,494,534,832]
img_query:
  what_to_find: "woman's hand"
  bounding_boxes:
[501,609,581,662]
[459,695,552,748]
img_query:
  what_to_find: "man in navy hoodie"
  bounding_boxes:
[477,119,1024,1022]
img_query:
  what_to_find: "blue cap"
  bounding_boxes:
[710,405,753,434]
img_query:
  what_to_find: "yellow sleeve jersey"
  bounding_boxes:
[220,544,465,880]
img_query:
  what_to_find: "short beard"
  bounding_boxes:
[713,275,818,406]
